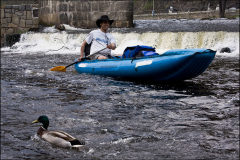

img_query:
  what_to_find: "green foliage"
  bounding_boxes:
[1,0,37,6]
[1,1,6,8]
[17,30,27,34]
[225,14,240,19]
[144,1,153,10]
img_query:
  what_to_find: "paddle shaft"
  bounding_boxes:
[65,61,78,69]
[64,47,108,69]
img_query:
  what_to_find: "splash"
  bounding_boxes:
[111,31,239,57]
[213,32,239,57]
[1,26,239,57]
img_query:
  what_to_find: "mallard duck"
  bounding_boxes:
[32,115,85,148]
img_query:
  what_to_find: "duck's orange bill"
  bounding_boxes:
[49,66,67,72]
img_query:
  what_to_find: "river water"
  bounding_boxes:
[1,19,239,159]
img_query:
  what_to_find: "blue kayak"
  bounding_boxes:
[74,48,216,82]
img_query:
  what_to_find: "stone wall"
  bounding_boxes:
[38,0,133,28]
[1,4,39,47]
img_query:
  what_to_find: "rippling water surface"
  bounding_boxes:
[1,51,239,159]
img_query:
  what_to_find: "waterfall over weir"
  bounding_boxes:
[3,21,239,57]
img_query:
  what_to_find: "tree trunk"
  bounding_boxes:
[218,0,227,18]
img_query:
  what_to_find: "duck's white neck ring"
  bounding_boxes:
[41,126,47,130]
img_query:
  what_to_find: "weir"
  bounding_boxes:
[10,29,239,57]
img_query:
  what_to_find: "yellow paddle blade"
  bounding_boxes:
[49,66,66,72]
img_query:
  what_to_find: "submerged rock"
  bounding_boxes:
[4,34,21,47]
[55,24,65,31]
[220,47,231,53]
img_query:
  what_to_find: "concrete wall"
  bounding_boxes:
[38,0,133,28]
[1,4,39,46]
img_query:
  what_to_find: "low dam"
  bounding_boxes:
[5,20,239,57]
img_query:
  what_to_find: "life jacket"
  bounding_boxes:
[122,45,158,58]
[84,43,91,57]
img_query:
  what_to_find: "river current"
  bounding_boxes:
[1,19,239,159]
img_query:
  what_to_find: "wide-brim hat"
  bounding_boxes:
[96,15,114,28]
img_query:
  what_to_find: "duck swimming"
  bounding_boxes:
[32,115,85,148]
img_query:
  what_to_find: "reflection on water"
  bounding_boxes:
[1,53,239,159]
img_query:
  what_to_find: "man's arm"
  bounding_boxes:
[78,40,88,61]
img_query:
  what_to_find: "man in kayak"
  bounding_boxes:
[78,15,116,61]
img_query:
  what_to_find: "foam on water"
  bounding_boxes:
[41,24,86,33]
[111,31,239,56]
[213,32,239,57]
[6,32,84,54]
[1,24,239,57]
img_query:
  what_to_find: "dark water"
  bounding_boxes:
[1,52,239,159]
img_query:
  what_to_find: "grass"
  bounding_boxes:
[1,1,6,9]
[144,1,153,10]
[1,0,37,8]
[225,13,240,19]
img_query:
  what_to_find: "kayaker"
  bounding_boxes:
[78,15,116,61]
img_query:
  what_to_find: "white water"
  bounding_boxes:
[1,24,239,57]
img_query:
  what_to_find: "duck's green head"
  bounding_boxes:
[32,115,49,130]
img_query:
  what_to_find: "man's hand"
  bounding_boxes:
[107,44,112,49]
[107,43,116,50]
[78,57,83,62]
